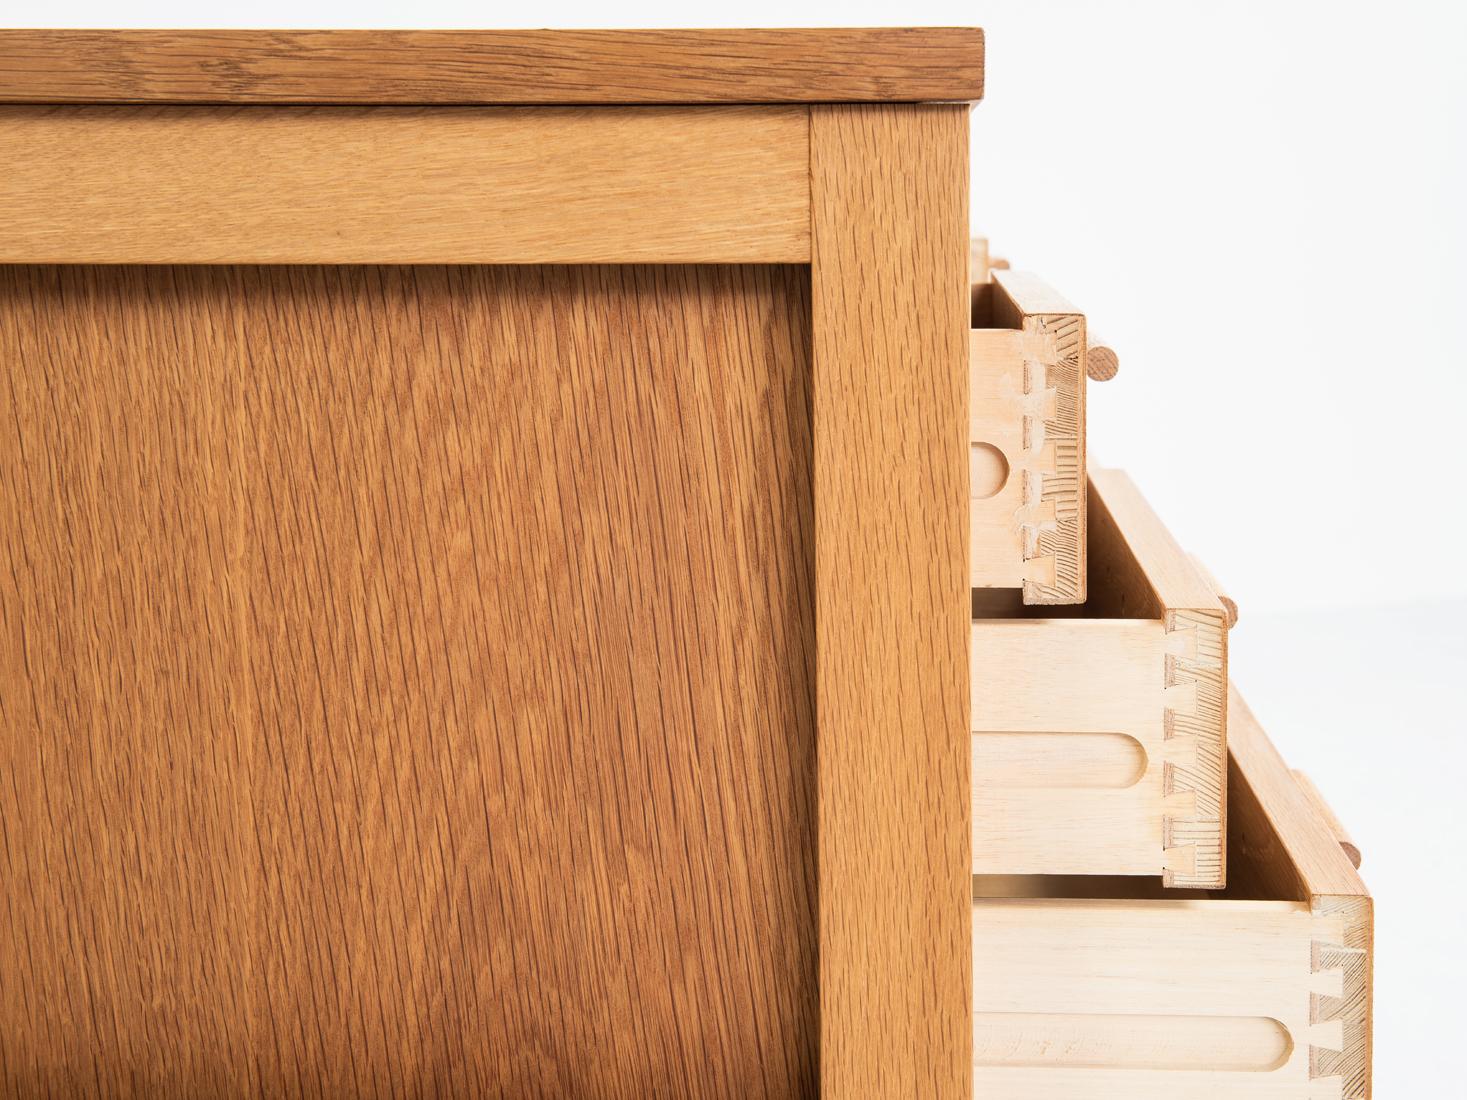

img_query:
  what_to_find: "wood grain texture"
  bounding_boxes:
[968,328,1041,591]
[991,271,1086,605]
[1088,469,1228,889]
[0,264,817,1098]
[1290,771,1361,869]
[1227,689,1372,1099]
[971,694,1372,1099]
[971,618,1177,877]
[811,104,970,1099]
[0,28,984,105]
[971,896,1344,1099]
[0,106,809,264]
[968,272,1089,604]
[972,471,1227,887]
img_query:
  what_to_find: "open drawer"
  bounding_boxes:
[972,686,1373,1099]
[972,468,1230,888]
[970,264,1115,604]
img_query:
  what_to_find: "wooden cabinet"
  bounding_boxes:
[0,28,982,1100]
[0,26,1375,1100]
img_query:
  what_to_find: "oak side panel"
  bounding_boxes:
[0,265,816,1098]
[0,28,984,105]
[0,106,809,264]
[812,105,970,1099]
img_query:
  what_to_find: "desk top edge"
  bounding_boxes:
[0,28,985,105]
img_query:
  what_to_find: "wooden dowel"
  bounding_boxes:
[1086,334,1119,381]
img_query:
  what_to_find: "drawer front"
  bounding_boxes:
[973,899,1344,1099]
[970,269,1092,604]
[972,618,1189,877]
[972,469,1230,887]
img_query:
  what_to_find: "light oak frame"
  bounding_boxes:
[0,31,977,1100]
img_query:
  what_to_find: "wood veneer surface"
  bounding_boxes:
[0,105,811,264]
[811,104,971,1099]
[0,28,985,105]
[0,264,816,1098]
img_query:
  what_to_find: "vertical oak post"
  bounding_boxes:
[812,103,972,1098]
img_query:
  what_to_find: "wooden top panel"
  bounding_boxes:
[0,28,985,105]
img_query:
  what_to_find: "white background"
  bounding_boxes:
[10,2,1466,1094]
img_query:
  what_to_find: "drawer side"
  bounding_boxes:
[969,270,1087,604]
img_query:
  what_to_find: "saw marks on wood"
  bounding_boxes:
[0,264,817,1098]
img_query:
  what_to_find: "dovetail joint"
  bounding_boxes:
[1019,313,1084,604]
[1160,608,1226,888]
[1309,897,1371,1100]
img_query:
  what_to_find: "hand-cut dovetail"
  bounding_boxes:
[969,273,1086,603]
[1011,276,1084,605]
[1018,493,1057,531]
[1163,789,1198,816]
[1162,680,1199,716]
[1161,734,1199,765]
[972,731,1147,790]
[1306,1019,1346,1054]
[974,1012,1294,1073]
[1163,624,1199,659]
[1308,895,1371,1095]
[1020,553,1056,589]
[1162,844,1197,875]
[1310,968,1346,999]
[1022,380,1059,423]
[1160,601,1227,889]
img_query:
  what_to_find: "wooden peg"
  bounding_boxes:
[1086,334,1120,381]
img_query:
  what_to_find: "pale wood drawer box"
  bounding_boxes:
[972,468,1231,888]
[972,687,1373,1100]
[970,266,1112,605]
